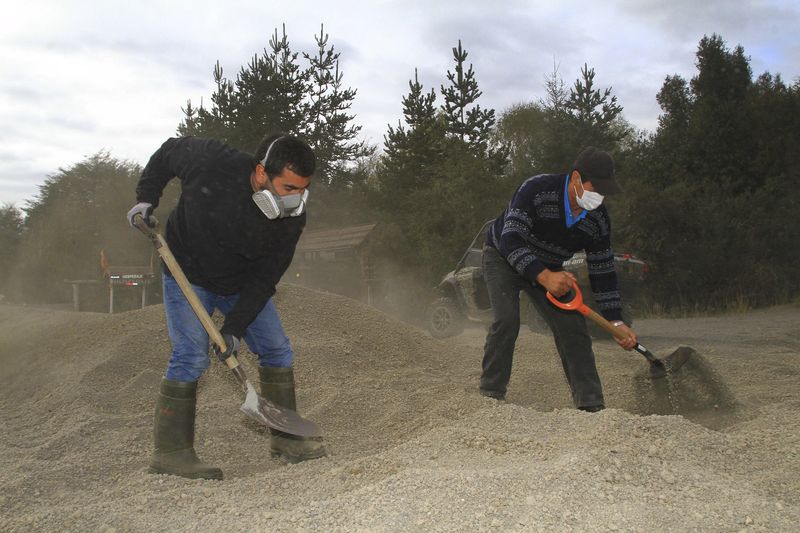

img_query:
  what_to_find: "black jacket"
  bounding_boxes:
[136,136,305,338]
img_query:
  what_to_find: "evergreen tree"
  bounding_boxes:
[687,34,754,187]
[303,24,371,187]
[381,69,442,195]
[566,63,625,148]
[178,25,368,189]
[372,70,445,268]
[440,40,496,152]
[536,63,576,171]
[178,26,310,153]
[535,63,630,171]
[373,44,507,288]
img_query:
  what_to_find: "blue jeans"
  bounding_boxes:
[162,273,293,382]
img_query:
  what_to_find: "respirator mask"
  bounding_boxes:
[251,136,309,220]
[252,187,308,219]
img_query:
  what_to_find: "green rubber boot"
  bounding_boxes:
[258,366,328,464]
[148,379,223,480]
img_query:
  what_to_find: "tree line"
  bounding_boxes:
[1,30,797,314]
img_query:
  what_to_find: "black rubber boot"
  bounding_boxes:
[258,366,328,464]
[148,379,223,480]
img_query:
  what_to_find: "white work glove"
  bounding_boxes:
[127,202,154,228]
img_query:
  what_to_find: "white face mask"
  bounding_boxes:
[574,179,604,211]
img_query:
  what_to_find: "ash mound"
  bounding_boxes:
[1,286,798,531]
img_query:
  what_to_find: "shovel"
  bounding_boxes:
[133,214,321,437]
[546,280,693,378]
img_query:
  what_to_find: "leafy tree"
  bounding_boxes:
[8,153,168,303]
[616,34,800,311]
[0,203,24,296]
[493,102,548,179]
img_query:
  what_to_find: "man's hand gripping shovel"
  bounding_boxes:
[546,280,693,378]
[133,214,321,437]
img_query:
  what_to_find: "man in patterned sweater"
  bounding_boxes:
[480,147,638,411]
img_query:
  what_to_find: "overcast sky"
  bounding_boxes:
[1,0,797,208]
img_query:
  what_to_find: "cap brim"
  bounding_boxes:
[592,177,623,196]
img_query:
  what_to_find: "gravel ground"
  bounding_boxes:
[0,284,798,531]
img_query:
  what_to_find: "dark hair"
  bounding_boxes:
[254,133,316,179]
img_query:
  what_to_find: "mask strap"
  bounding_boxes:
[573,174,583,198]
[259,136,286,168]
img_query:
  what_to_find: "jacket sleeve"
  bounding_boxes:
[495,185,547,285]
[135,137,205,208]
[219,220,304,339]
[585,213,624,322]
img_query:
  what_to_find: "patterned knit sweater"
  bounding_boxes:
[486,173,623,321]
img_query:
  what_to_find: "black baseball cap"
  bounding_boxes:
[573,147,622,195]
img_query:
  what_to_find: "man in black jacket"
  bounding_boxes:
[127,134,325,480]
[480,147,638,410]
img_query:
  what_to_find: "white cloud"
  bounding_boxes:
[1,0,797,207]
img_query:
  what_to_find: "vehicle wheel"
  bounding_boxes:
[427,297,465,339]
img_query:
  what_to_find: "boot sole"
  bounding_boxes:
[148,465,224,480]
[270,448,328,464]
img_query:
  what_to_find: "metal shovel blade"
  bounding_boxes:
[649,345,695,379]
[240,382,322,437]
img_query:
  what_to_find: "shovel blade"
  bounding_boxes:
[649,345,695,379]
[240,382,322,438]
[662,345,695,373]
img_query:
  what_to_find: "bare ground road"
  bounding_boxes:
[1,285,798,531]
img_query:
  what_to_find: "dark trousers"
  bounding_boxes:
[480,246,604,408]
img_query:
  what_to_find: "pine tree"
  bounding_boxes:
[178,26,310,153]
[382,69,442,194]
[178,25,368,187]
[566,63,625,149]
[302,24,370,187]
[440,40,496,152]
[535,62,629,170]
[373,46,508,283]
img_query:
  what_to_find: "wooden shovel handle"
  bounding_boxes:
[584,307,628,341]
[133,214,238,370]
